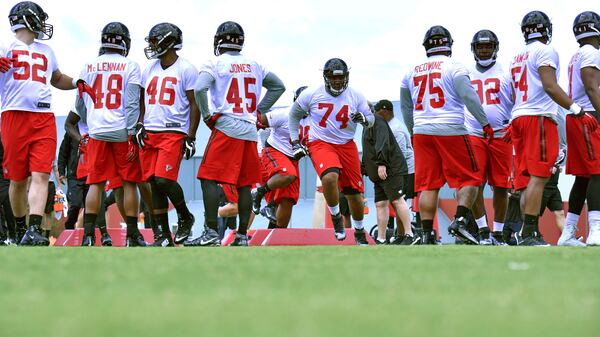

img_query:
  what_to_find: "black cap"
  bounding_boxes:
[374,99,393,112]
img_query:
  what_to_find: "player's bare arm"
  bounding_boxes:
[582,66,600,112]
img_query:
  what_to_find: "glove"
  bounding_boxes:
[126,136,138,162]
[554,148,566,167]
[75,79,96,101]
[501,125,512,144]
[291,139,309,160]
[204,113,221,130]
[575,111,599,133]
[350,112,368,126]
[182,136,196,160]
[133,122,148,148]
[78,134,89,155]
[0,56,12,73]
[483,124,494,143]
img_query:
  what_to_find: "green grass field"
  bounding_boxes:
[1,246,599,337]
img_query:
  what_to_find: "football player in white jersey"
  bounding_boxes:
[191,21,285,246]
[133,23,200,247]
[401,26,492,245]
[0,1,95,245]
[76,22,146,247]
[289,58,375,245]
[465,30,514,245]
[251,86,309,228]
[507,11,598,246]
[563,11,600,246]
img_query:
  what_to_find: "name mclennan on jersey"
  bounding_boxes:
[86,62,128,73]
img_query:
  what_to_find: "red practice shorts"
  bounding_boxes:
[511,116,558,190]
[106,176,123,191]
[221,183,238,203]
[76,138,89,180]
[566,114,600,176]
[197,129,261,187]
[307,139,364,193]
[469,136,513,188]
[261,146,300,204]
[139,132,185,181]
[1,111,56,180]
[86,138,142,185]
[413,134,481,192]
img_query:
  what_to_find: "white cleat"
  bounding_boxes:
[586,223,600,246]
[558,224,585,247]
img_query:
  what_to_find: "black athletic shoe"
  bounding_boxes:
[259,204,277,223]
[398,234,421,245]
[251,188,264,215]
[492,231,508,246]
[375,238,388,245]
[152,234,174,247]
[81,235,95,246]
[478,227,493,245]
[448,217,479,245]
[126,233,148,247]
[519,232,551,246]
[354,228,369,246]
[174,214,195,244]
[100,233,113,246]
[422,230,441,245]
[19,226,50,246]
[230,233,249,246]
[331,213,346,241]
[2,237,17,246]
[16,226,26,244]
[184,227,221,246]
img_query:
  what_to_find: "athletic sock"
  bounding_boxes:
[29,214,42,229]
[15,216,26,230]
[328,204,340,217]
[174,201,192,220]
[422,219,434,232]
[565,212,580,227]
[257,184,271,195]
[83,213,98,236]
[522,214,538,237]
[154,213,170,234]
[493,221,504,232]
[475,215,488,229]
[125,216,138,236]
[352,219,364,230]
[455,205,469,219]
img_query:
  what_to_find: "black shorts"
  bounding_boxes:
[373,175,404,203]
[45,181,56,214]
[67,178,86,208]
[402,173,415,199]
[540,184,563,215]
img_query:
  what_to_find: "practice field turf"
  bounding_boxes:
[0,246,599,337]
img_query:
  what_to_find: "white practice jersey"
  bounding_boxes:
[142,57,198,133]
[266,106,309,157]
[78,53,141,134]
[510,41,559,118]
[465,63,513,133]
[199,53,269,123]
[0,39,58,113]
[402,55,471,127]
[568,44,600,111]
[295,85,371,144]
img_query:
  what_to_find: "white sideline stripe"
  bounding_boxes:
[62,230,75,246]
[261,229,274,246]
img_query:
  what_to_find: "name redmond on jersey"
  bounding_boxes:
[86,62,127,73]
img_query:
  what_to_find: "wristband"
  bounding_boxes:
[569,103,582,115]
[72,78,78,88]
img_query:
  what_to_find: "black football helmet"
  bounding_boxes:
[293,86,308,102]
[213,21,244,56]
[423,25,453,55]
[471,29,499,67]
[323,58,349,97]
[521,11,552,43]
[8,1,53,40]
[101,22,130,56]
[144,23,183,59]
[573,11,600,41]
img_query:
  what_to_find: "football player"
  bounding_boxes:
[135,23,200,247]
[251,86,309,228]
[563,11,600,246]
[465,29,514,245]
[506,11,597,245]
[76,22,146,247]
[0,1,95,245]
[401,26,491,245]
[289,58,375,245]
[193,21,285,246]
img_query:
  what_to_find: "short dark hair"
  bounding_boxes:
[374,99,393,112]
